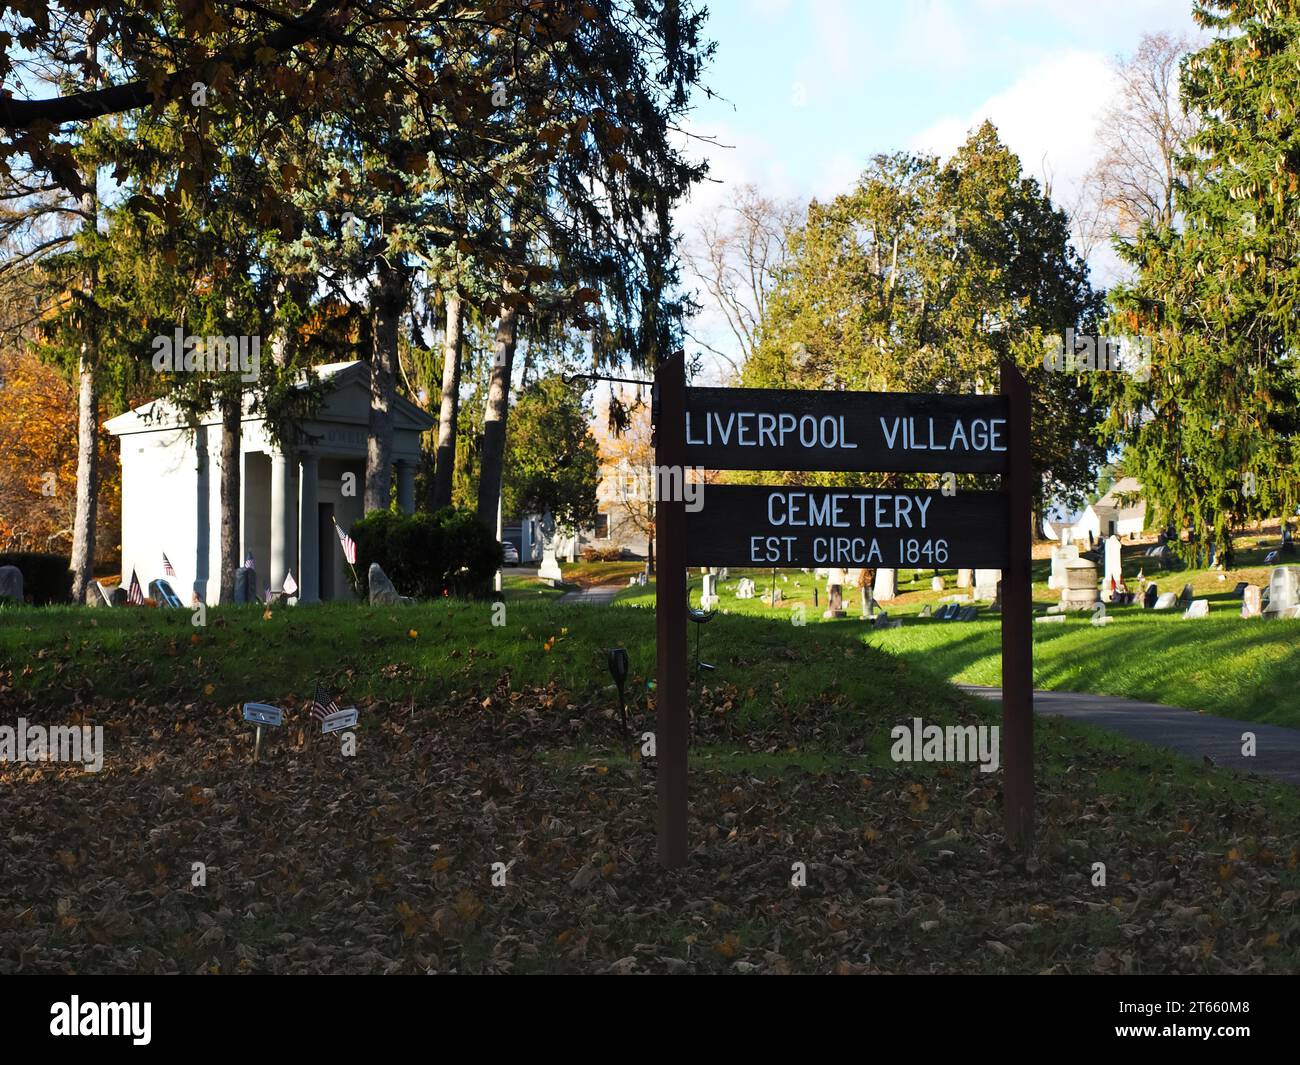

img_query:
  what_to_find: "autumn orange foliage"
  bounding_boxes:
[0,347,121,562]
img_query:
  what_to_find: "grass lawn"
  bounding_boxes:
[2,597,1299,973]
[602,533,1300,729]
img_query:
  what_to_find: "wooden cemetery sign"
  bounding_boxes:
[653,354,1033,867]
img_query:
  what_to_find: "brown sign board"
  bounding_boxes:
[685,485,1009,569]
[683,386,1010,474]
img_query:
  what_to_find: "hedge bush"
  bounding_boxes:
[580,545,624,562]
[0,552,73,605]
[348,507,502,600]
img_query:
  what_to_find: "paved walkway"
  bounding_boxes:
[959,685,1300,786]
[558,584,622,605]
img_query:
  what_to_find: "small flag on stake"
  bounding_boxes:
[334,521,357,565]
[162,552,176,577]
[127,569,144,605]
[244,551,255,570]
[308,680,341,722]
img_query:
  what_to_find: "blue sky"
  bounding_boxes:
[678,0,1205,371]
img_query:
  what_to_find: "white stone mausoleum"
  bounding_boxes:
[105,362,435,605]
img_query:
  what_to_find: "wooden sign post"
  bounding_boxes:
[653,351,689,867]
[653,356,1034,866]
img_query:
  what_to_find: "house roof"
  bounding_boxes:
[1093,477,1145,513]
[105,360,435,436]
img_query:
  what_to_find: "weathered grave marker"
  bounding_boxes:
[243,702,284,763]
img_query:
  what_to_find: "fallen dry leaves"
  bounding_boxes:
[0,673,1297,974]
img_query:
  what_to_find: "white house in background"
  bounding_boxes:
[1072,477,1148,542]
[105,361,434,605]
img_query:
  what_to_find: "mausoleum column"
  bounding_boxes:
[298,453,320,603]
[270,449,298,593]
[396,459,416,514]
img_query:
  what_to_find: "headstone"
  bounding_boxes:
[369,563,413,606]
[956,568,973,590]
[85,580,107,607]
[234,566,255,604]
[766,586,782,606]
[1176,583,1194,608]
[1265,550,1279,564]
[956,605,978,622]
[1060,559,1098,611]
[1152,592,1177,610]
[718,568,729,581]
[1142,583,1158,610]
[736,578,755,599]
[1232,581,1249,598]
[872,567,897,601]
[930,576,944,592]
[973,569,1000,602]
[1048,543,1079,591]
[1035,613,1066,625]
[0,565,22,603]
[919,604,932,618]
[1263,566,1300,619]
[1183,599,1209,619]
[823,580,845,619]
[1102,536,1122,602]
[1242,585,1262,618]
[701,573,719,610]
[149,579,184,608]
[537,510,563,583]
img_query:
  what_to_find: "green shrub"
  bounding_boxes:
[349,507,502,599]
[0,552,73,605]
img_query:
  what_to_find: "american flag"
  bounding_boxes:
[127,569,144,605]
[283,570,298,596]
[162,552,175,577]
[244,552,255,570]
[334,521,357,564]
[308,680,340,721]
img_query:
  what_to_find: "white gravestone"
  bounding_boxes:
[1263,566,1300,619]
[1102,536,1123,602]
[1242,585,1263,618]
[736,578,756,599]
[1047,543,1079,591]
[1183,599,1209,619]
[872,567,898,601]
[931,576,944,592]
[701,572,719,609]
[974,569,1001,602]
[956,568,973,590]
[537,512,563,584]
[1152,592,1177,610]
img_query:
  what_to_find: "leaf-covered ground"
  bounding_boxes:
[3,603,1299,973]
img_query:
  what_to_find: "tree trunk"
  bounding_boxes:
[365,263,404,512]
[69,31,99,604]
[647,534,655,575]
[475,303,519,532]
[69,335,99,602]
[432,291,463,510]
[218,390,241,603]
